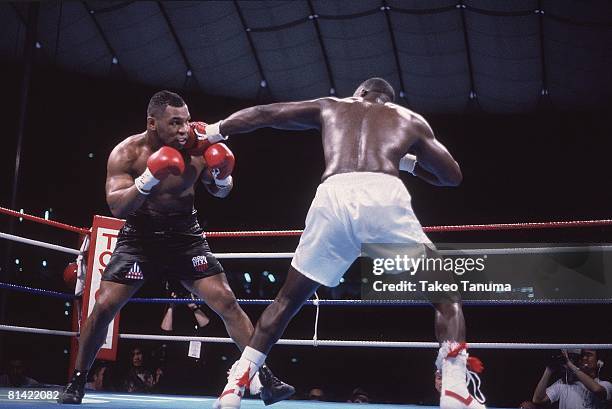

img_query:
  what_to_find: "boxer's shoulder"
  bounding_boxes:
[111,132,149,161]
[390,105,431,133]
[386,102,422,119]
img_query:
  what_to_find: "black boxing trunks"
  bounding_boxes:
[102,211,223,284]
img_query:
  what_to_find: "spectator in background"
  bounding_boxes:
[308,387,327,401]
[85,362,110,391]
[160,281,210,332]
[0,358,41,387]
[531,349,612,409]
[349,387,370,403]
[418,370,443,406]
[122,346,160,393]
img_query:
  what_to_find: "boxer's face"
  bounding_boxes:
[149,104,191,149]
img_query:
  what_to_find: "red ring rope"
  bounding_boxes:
[205,219,612,238]
[0,206,90,235]
[422,219,612,233]
[1,206,610,238]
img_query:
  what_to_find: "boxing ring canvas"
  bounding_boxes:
[0,389,511,409]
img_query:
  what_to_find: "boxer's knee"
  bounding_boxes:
[89,288,124,325]
[210,289,242,319]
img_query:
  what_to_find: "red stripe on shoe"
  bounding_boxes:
[236,366,251,388]
[447,342,468,358]
[445,390,473,405]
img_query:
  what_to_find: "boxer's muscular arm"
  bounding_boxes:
[410,118,462,187]
[220,100,323,134]
[106,145,147,218]
[412,163,454,187]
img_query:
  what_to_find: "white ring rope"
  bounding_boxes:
[0,232,81,255]
[438,245,612,256]
[213,246,612,259]
[215,252,295,259]
[2,231,611,259]
[0,324,77,337]
[2,324,611,350]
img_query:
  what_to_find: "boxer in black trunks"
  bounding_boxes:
[58,90,293,405]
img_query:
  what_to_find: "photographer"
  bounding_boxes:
[532,349,612,408]
[160,282,211,333]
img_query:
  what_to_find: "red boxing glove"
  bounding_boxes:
[148,146,185,179]
[135,146,185,194]
[204,143,235,182]
[63,262,78,289]
[185,121,227,156]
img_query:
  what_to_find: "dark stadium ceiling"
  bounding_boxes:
[2,0,612,114]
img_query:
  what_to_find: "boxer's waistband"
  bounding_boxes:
[124,211,200,233]
[323,171,401,186]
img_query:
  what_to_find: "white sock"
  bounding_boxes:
[241,346,267,369]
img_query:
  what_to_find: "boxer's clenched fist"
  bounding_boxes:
[135,146,185,194]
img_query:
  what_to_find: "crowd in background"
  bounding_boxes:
[1,344,610,407]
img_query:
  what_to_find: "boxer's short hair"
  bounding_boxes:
[358,77,395,102]
[147,90,185,117]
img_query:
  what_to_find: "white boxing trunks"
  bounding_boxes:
[291,172,432,287]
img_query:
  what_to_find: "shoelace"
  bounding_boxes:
[268,373,283,387]
[466,369,486,404]
[226,361,238,380]
[312,292,320,347]
[260,367,282,387]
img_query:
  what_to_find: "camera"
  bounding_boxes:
[548,349,581,382]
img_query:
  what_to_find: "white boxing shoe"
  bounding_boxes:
[213,360,256,409]
[438,342,487,409]
[249,369,262,396]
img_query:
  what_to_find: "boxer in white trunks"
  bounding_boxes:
[207,78,485,409]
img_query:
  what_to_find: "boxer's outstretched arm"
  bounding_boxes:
[412,164,454,187]
[221,100,323,134]
[410,120,462,187]
[106,145,147,218]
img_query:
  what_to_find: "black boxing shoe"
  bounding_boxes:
[57,370,86,404]
[258,364,295,406]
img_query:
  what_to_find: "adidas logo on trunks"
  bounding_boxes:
[125,262,144,280]
[192,255,208,272]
